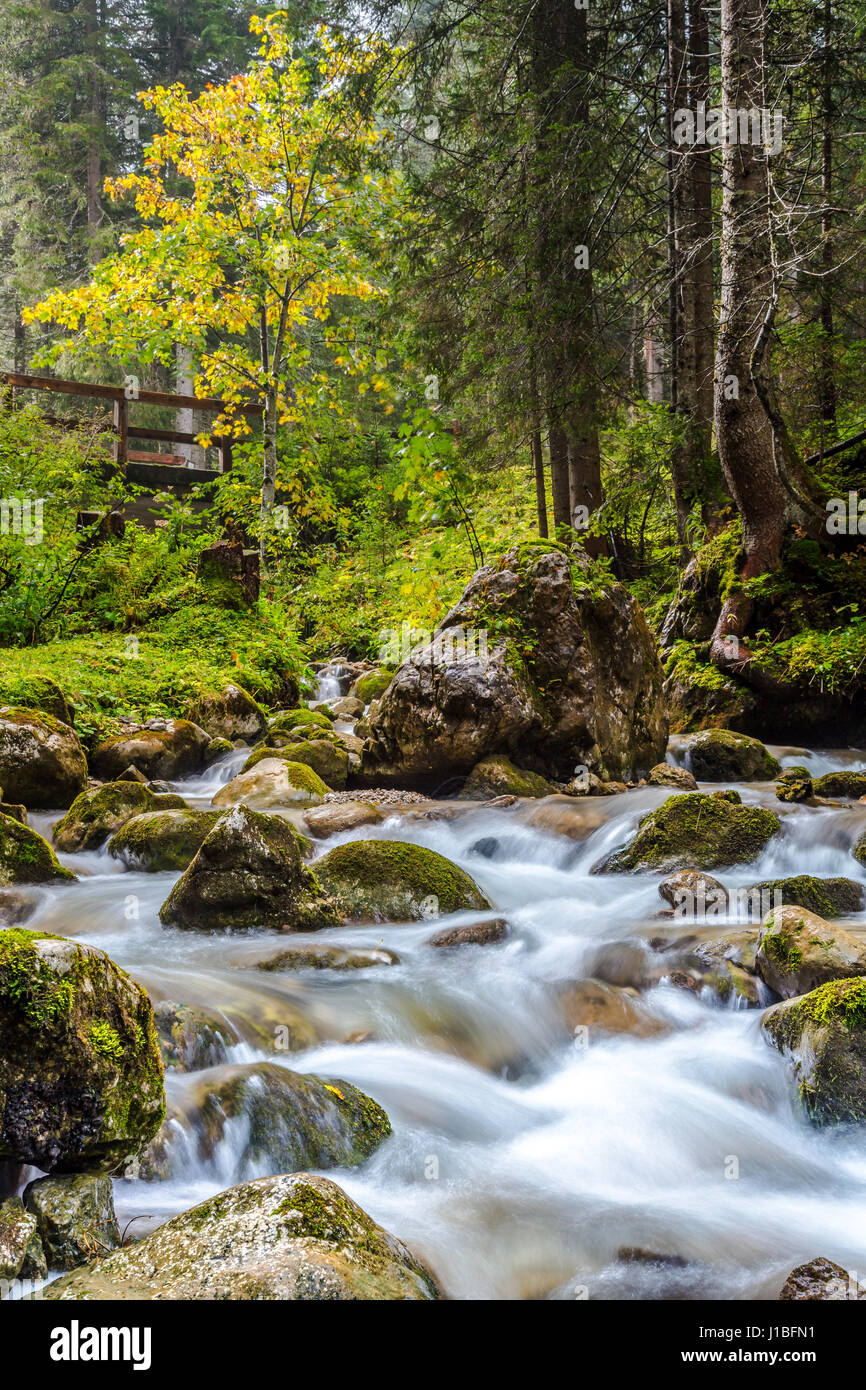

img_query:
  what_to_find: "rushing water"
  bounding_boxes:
[17,740,866,1300]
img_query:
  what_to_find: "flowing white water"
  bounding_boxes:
[20,741,866,1300]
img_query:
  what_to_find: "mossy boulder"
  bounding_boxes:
[303,800,384,839]
[108,809,222,872]
[315,839,491,922]
[0,929,165,1171]
[90,718,210,782]
[648,762,698,790]
[269,708,333,735]
[775,768,813,803]
[153,1000,239,1072]
[362,543,668,788]
[23,1172,119,1271]
[212,758,329,810]
[52,781,155,853]
[349,668,393,705]
[0,677,74,727]
[205,737,233,763]
[462,754,556,800]
[812,770,866,799]
[0,707,87,809]
[244,740,348,790]
[0,814,76,885]
[687,729,780,782]
[596,791,782,873]
[762,977,866,1125]
[854,830,866,868]
[756,905,866,999]
[158,805,340,932]
[183,1062,391,1178]
[0,1196,45,1282]
[186,684,267,743]
[745,875,864,920]
[44,1172,441,1300]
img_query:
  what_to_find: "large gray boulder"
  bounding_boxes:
[0,708,87,808]
[186,684,267,743]
[44,1173,441,1300]
[158,805,339,932]
[90,718,210,781]
[361,542,668,789]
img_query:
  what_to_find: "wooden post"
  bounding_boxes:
[113,397,128,468]
[218,437,233,473]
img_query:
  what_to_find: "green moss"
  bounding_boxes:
[269,708,333,733]
[0,813,75,885]
[812,771,866,799]
[88,1020,124,1062]
[316,838,490,921]
[600,792,781,873]
[748,876,864,919]
[800,978,866,1033]
[108,809,221,872]
[0,928,75,1027]
[349,668,392,704]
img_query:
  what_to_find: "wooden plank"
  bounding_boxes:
[125,460,221,489]
[127,449,188,466]
[112,398,128,468]
[0,371,262,416]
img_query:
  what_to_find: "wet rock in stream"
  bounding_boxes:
[158,805,340,931]
[44,1173,441,1300]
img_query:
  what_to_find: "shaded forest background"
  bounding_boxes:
[0,0,864,748]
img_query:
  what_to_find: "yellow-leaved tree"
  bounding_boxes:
[25,12,401,561]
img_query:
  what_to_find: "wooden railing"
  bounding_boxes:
[0,371,262,479]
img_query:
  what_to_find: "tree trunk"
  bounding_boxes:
[84,0,104,261]
[818,0,837,443]
[260,386,278,568]
[548,424,571,532]
[710,0,801,686]
[689,0,716,503]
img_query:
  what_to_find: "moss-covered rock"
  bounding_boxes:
[184,1062,391,1176]
[0,707,87,809]
[153,1000,239,1072]
[108,809,222,872]
[775,769,813,802]
[0,813,75,885]
[269,708,333,735]
[186,684,267,743]
[687,729,780,782]
[756,905,866,999]
[244,740,348,790]
[746,875,864,920]
[44,1172,441,1300]
[0,1195,45,1282]
[349,668,393,705]
[812,770,866,799]
[762,977,866,1125]
[53,781,156,853]
[0,677,74,727]
[212,758,329,809]
[462,754,556,800]
[596,792,782,873]
[648,763,698,790]
[362,543,668,788]
[23,1173,119,1270]
[159,805,340,932]
[90,718,210,782]
[255,944,399,972]
[0,929,164,1171]
[205,737,234,763]
[315,839,491,922]
[658,868,728,911]
[303,800,384,839]
[854,830,866,868]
